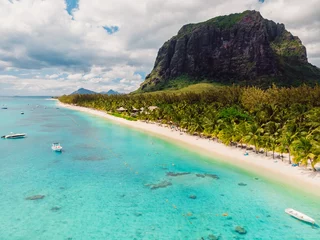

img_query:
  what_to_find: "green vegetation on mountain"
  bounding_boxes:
[270,32,305,59]
[178,11,248,37]
[133,76,222,94]
[204,11,249,29]
[59,85,320,170]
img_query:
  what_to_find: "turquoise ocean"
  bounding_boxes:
[0,96,319,240]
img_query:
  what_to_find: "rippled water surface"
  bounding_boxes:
[0,97,319,240]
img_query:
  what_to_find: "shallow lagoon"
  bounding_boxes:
[0,97,319,239]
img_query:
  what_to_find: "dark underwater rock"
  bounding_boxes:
[189,195,197,199]
[147,181,172,190]
[235,226,247,234]
[166,172,190,177]
[25,195,45,200]
[196,174,206,178]
[238,183,247,186]
[195,173,219,179]
[208,234,219,240]
[51,206,61,212]
[204,173,219,179]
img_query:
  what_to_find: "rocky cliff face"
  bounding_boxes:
[139,10,320,92]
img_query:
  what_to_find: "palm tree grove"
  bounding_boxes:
[59,85,320,171]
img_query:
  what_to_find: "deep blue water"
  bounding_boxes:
[0,97,319,240]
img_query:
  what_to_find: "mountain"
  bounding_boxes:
[71,88,97,95]
[70,88,120,95]
[138,10,320,92]
[100,89,120,95]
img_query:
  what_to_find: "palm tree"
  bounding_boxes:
[203,116,219,136]
[307,141,320,171]
[234,122,247,148]
[261,133,271,157]
[189,117,204,134]
[263,120,282,159]
[269,135,278,159]
[244,122,263,153]
[218,122,237,145]
[279,130,297,164]
[291,137,313,169]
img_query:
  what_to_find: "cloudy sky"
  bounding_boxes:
[0,0,319,95]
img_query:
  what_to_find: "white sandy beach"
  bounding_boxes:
[58,101,320,197]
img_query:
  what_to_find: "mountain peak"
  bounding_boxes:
[100,89,120,95]
[71,88,96,95]
[138,10,320,92]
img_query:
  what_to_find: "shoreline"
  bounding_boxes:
[57,101,320,198]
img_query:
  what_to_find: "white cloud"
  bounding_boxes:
[0,64,144,95]
[0,75,18,80]
[67,73,83,80]
[46,73,61,79]
[0,0,319,95]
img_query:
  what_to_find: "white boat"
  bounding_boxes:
[1,133,26,139]
[52,143,63,152]
[285,208,315,224]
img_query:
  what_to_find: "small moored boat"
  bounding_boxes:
[285,208,315,224]
[52,143,63,152]
[1,133,26,139]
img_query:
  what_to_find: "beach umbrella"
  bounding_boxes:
[117,107,127,112]
[148,106,159,111]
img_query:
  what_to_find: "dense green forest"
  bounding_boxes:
[59,85,320,170]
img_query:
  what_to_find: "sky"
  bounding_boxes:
[0,0,319,96]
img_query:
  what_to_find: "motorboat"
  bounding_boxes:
[1,107,7,109]
[285,208,315,224]
[21,112,24,115]
[1,133,26,139]
[52,143,63,152]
